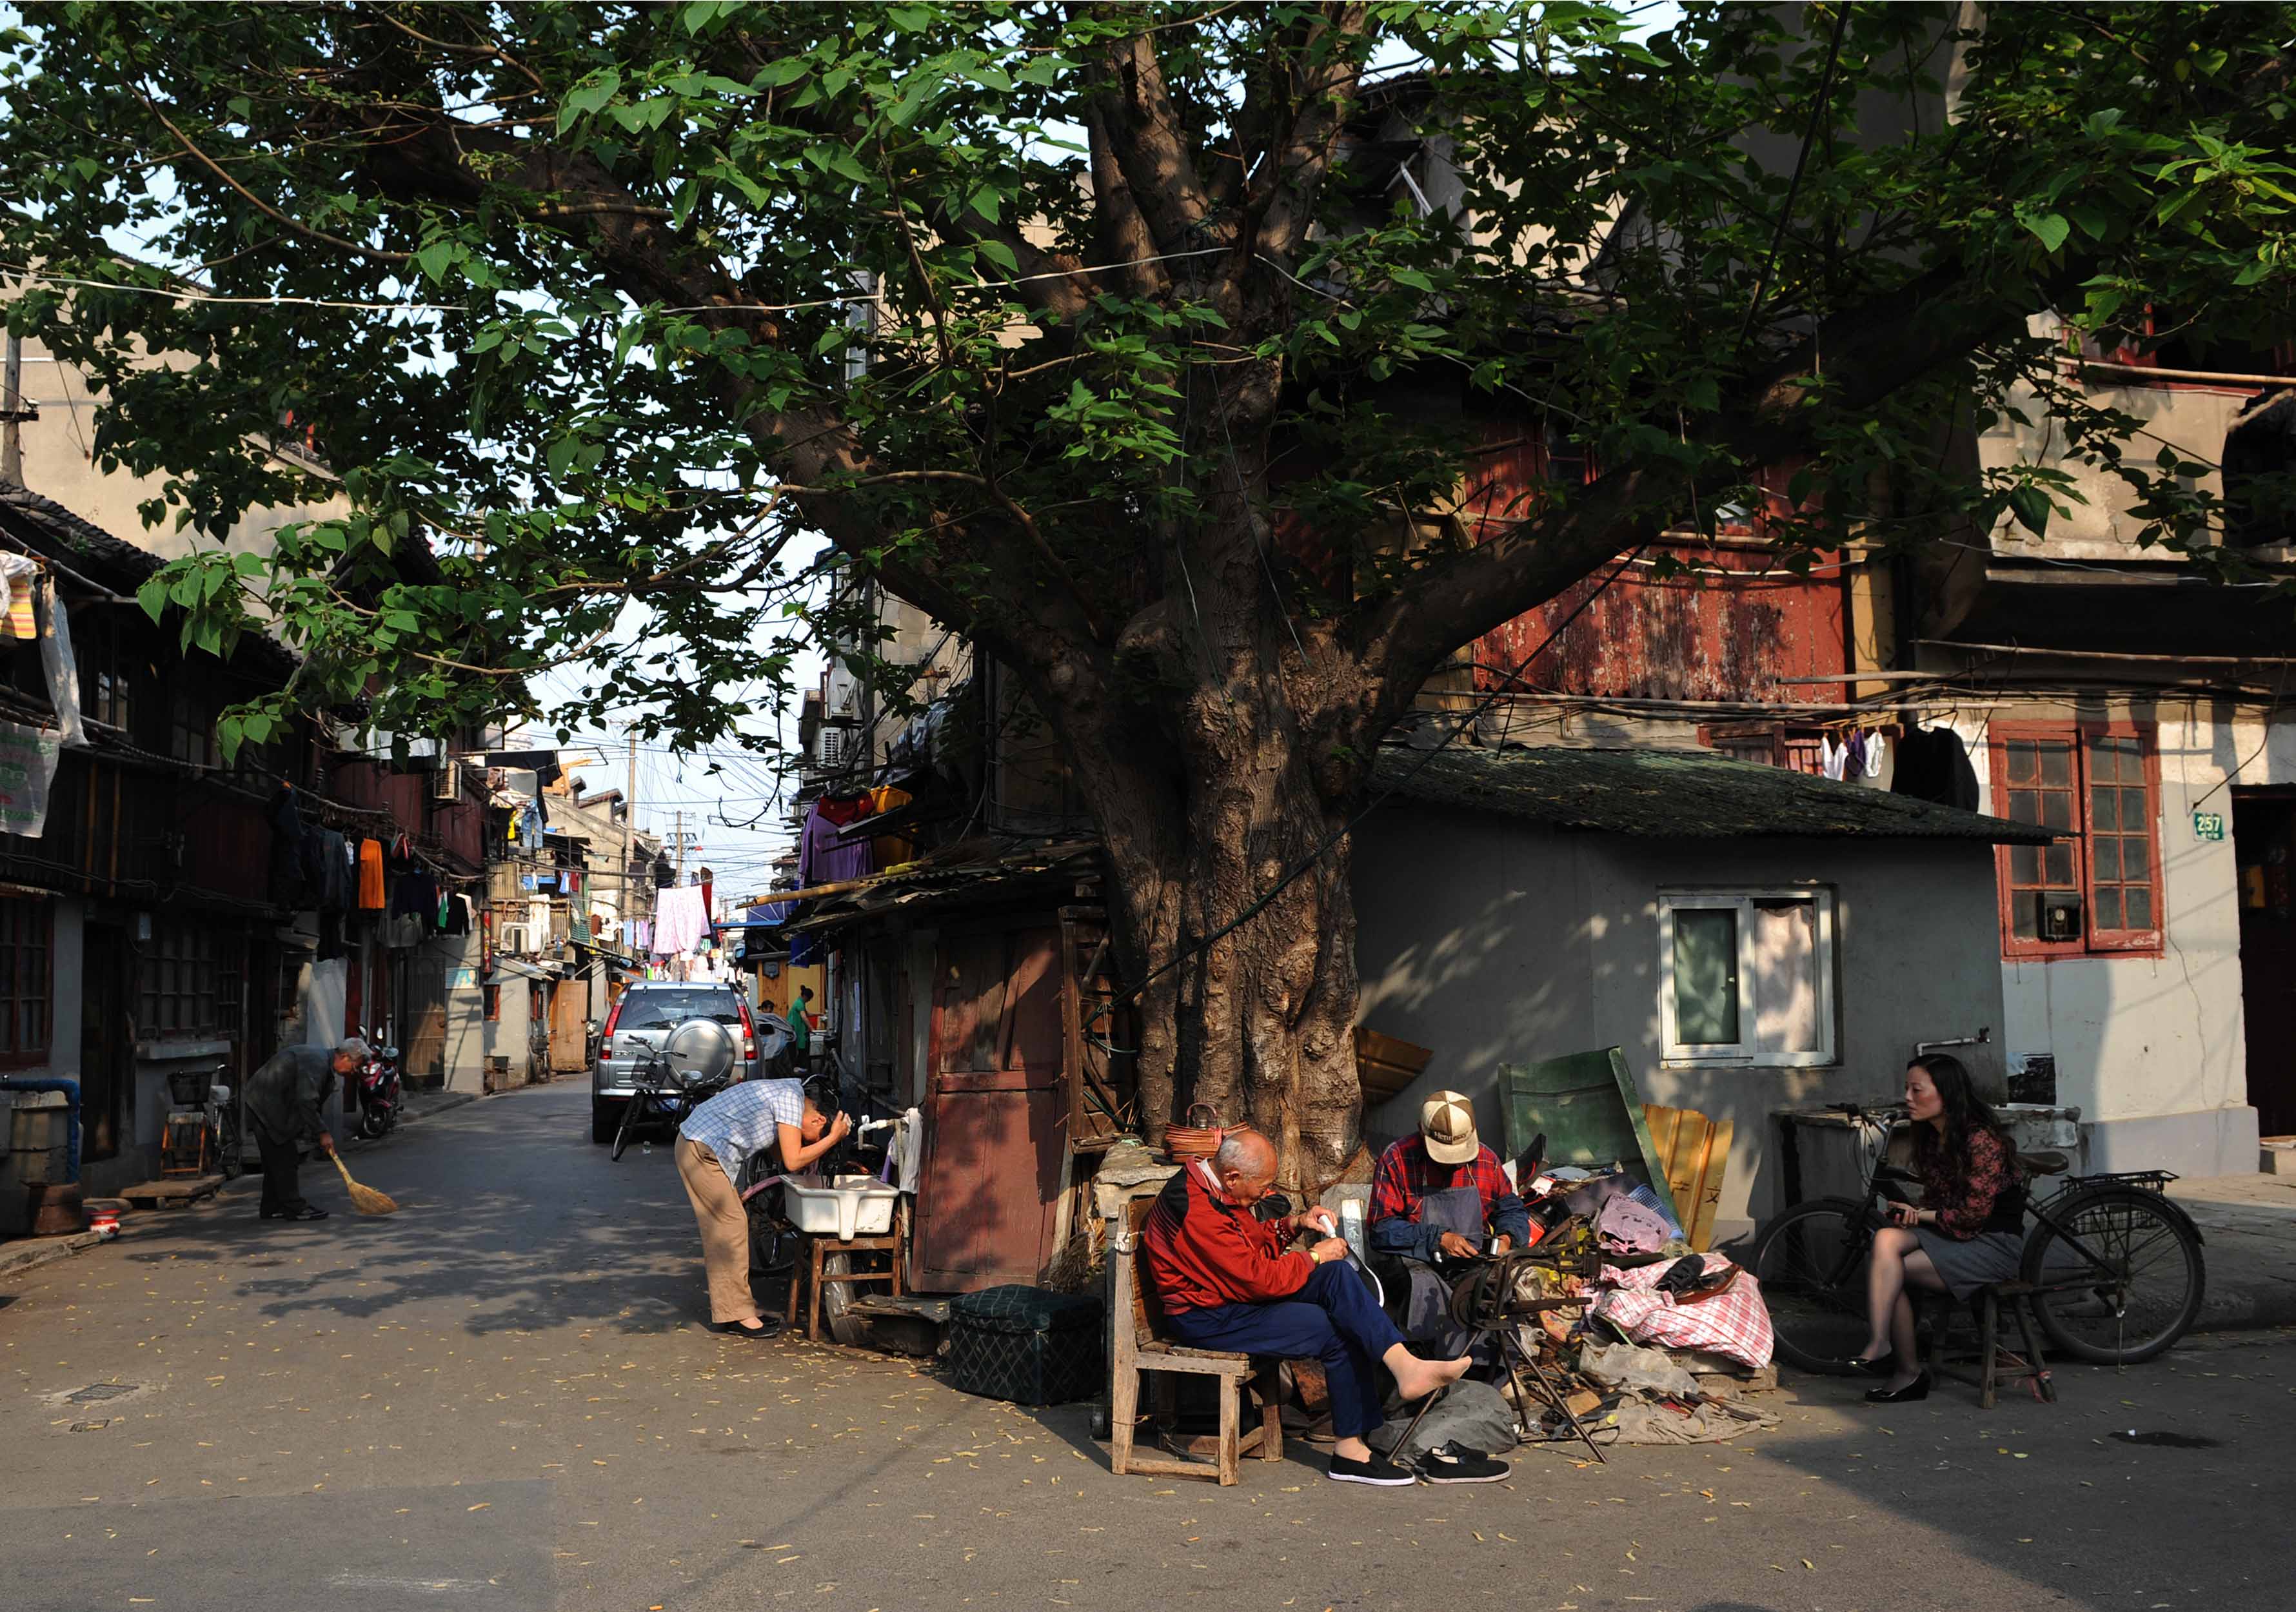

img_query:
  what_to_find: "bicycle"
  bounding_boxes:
[1748,1103,2206,1375]
[610,1017,739,1161]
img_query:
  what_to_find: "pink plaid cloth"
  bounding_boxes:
[1594,1256,1775,1370]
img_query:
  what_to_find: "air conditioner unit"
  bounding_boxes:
[431,760,461,801]
[499,925,531,954]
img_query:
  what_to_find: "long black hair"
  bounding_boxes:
[1906,1052,2012,1181]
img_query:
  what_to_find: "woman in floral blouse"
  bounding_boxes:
[1854,1052,2025,1403]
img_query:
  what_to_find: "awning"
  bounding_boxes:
[488,956,562,982]
[784,840,1102,934]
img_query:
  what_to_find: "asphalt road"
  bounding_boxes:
[5,1081,2291,1612]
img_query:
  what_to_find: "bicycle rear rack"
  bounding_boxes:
[2066,1168,2177,1193]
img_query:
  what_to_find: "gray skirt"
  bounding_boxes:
[1915,1228,2024,1301]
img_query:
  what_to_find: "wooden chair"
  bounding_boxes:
[1107,1195,1285,1485]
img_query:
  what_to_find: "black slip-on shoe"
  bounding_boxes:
[1865,1371,1930,1404]
[715,1319,785,1339]
[282,1206,329,1221]
[1417,1445,1512,1484]
[1329,1452,1418,1487]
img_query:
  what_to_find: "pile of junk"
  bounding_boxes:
[1365,1158,1782,1466]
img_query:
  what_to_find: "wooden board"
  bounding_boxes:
[119,1175,224,1208]
[1641,1103,1733,1252]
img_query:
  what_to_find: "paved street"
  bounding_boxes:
[5,1082,2292,1612]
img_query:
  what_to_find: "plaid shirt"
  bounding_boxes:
[1367,1135,1531,1263]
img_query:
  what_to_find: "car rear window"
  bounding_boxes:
[620,988,743,1029]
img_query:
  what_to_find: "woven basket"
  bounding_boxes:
[1164,1103,1225,1161]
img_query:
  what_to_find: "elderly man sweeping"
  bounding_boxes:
[1141,1129,1472,1487]
[242,1037,364,1222]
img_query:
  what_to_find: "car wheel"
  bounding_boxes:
[591,1098,623,1145]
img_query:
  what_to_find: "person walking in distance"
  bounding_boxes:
[785,985,814,1067]
[242,1037,365,1221]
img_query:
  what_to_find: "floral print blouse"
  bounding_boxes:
[1915,1126,2022,1240]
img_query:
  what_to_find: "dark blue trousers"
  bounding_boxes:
[1162,1261,1404,1440]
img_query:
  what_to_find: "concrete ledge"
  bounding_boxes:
[0,1228,104,1281]
[2084,1106,2261,1179]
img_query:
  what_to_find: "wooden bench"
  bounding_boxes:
[1107,1195,1285,1485]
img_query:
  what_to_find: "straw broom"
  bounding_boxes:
[330,1153,399,1215]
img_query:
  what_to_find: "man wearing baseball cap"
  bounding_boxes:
[1369,1089,1532,1270]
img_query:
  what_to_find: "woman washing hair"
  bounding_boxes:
[1855,1053,2025,1403]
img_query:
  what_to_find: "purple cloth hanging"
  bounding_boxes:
[797,800,873,887]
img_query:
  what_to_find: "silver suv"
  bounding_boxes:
[591,983,776,1143]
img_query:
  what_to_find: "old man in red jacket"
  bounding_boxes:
[1141,1129,1472,1487]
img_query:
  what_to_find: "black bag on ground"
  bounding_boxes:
[945,1285,1106,1406]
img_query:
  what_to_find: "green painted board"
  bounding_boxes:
[1499,1047,1685,1230]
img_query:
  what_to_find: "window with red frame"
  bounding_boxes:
[0,898,52,1064]
[1992,725,2162,958]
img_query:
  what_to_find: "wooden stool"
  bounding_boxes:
[789,1202,908,1342]
[1932,1281,2057,1409]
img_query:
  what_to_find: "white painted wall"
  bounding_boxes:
[1951,699,2289,1176]
[1352,807,2010,1235]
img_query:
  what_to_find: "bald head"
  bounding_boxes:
[1210,1129,1278,1203]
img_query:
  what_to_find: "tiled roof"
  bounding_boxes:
[1372,742,2054,843]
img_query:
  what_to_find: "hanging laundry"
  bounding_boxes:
[0,554,37,640]
[653,883,709,956]
[1818,735,1848,781]
[1862,731,1888,780]
[270,785,308,907]
[797,796,873,887]
[33,576,85,749]
[1843,731,1867,778]
[357,840,386,910]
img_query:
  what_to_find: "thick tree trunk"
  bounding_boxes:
[1093,736,1365,1194]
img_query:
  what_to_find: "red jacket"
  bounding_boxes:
[1140,1160,1314,1315]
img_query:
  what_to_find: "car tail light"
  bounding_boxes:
[599,1001,622,1061]
[737,999,757,1065]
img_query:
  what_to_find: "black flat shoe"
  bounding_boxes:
[1865,1372,1930,1404]
[274,1206,328,1221]
[715,1319,784,1339]
[1847,1352,1895,1378]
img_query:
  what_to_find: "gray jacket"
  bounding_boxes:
[242,1043,337,1147]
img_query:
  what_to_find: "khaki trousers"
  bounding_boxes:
[675,1138,758,1324]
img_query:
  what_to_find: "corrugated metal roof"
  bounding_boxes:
[1372,743,2054,844]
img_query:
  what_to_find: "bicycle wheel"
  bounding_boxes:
[1748,1197,1875,1376]
[2023,1186,2205,1364]
[611,1092,649,1161]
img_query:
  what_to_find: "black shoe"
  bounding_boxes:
[715,1318,784,1339]
[1848,1352,1896,1378]
[1329,1452,1418,1487]
[281,1206,328,1221]
[1865,1371,1930,1404]
[1417,1444,1512,1484]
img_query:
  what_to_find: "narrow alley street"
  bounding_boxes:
[1,1083,2289,1612]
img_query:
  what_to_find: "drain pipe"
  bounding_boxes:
[0,1077,83,1184]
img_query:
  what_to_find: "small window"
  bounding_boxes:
[483,985,500,1023]
[0,898,54,1065]
[1658,889,1837,1066]
[1991,723,2162,958]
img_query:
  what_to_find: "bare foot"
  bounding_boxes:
[1387,1350,1473,1401]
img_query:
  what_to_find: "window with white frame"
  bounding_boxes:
[1658,889,1837,1066]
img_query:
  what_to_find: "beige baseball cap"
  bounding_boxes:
[1419,1089,1481,1165]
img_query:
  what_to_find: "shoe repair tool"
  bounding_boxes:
[1432,1243,1610,1465]
[330,1154,399,1215]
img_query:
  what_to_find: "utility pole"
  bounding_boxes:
[674,809,684,884]
[0,333,28,486]
[625,729,638,852]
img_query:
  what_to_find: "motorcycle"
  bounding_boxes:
[354,1036,404,1140]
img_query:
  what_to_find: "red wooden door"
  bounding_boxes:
[911,924,1069,1292]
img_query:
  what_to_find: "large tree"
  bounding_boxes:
[3,3,2291,1178]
